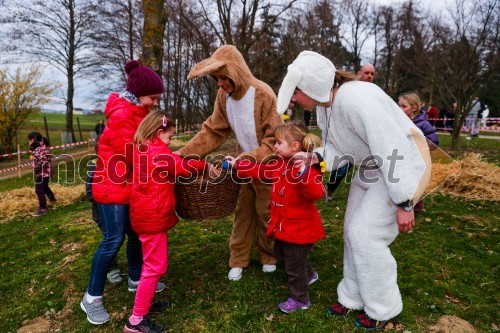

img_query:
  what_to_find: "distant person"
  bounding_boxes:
[81,60,166,326]
[303,110,312,127]
[399,94,438,149]
[28,132,56,217]
[420,101,427,114]
[224,123,325,314]
[466,97,481,138]
[357,63,375,83]
[445,104,455,130]
[94,120,105,137]
[284,106,296,122]
[481,104,489,127]
[398,93,438,213]
[426,103,438,126]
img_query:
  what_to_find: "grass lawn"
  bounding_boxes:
[0,137,498,332]
[437,134,500,165]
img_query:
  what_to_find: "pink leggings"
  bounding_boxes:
[133,232,168,316]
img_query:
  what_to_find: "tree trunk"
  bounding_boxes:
[451,119,461,150]
[141,0,168,92]
[66,0,76,142]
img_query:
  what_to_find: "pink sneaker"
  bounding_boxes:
[278,298,310,313]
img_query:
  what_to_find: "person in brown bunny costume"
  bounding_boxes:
[176,45,282,281]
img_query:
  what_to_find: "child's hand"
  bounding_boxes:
[294,159,306,173]
[208,163,221,178]
[291,152,318,167]
[224,156,237,167]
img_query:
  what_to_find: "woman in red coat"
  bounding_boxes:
[81,60,165,326]
[225,123,325,313]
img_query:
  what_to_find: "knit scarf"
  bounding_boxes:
[119,91,142,106]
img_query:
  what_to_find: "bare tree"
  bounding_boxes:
[340,0,374,71]
[164,0,218,126]
[196,0,300,59]
[374,5,403,95]
[425,0,499,149]
[5,0,99,142]
[92,0,144,93]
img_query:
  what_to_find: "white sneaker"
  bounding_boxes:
[262,264,277,273]
[228,267,243,281]
[106,268,123,284]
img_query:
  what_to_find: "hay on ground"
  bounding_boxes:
[428,153,499,201]
[0,184,84,223]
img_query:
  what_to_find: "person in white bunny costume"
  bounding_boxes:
[276,51,431,331]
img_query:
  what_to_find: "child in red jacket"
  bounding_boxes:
[124,111,217,333]
[225,123,325,313]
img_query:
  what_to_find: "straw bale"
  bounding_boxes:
[429,153,499,201]
[0,184,84,223]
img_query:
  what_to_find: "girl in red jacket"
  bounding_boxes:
[225,123,325,313]
[124,111,216,333]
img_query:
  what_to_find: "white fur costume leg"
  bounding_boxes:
[337,170,402,321]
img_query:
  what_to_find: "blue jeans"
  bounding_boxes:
[87,204,143,296]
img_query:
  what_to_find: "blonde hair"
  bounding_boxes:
[134,111,175,145]
[274,122,322,152]
[399,93,421,119]
[334,70,358,89]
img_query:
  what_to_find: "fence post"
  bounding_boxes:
[17,144,21,178]
[43,116,51,145]
[77,117,83,142]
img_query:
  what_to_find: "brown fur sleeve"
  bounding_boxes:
[178,91,232,158]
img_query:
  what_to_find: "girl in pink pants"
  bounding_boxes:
[124,111,215,333]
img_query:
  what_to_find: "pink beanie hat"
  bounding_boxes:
[125,60,164,97]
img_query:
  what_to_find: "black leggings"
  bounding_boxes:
[35,176,55,209]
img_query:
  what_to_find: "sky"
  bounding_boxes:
[30,0,449,112]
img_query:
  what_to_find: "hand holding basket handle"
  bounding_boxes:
[208,163,222,178]
[223,156,237,169]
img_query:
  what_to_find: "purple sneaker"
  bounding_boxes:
[308,271,319,285]
[278,298,310,313]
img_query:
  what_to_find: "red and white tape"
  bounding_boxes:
[0,139,95,174]
[0,138,94,158]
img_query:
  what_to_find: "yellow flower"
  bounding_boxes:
[320,161,326,173]
[282,114,290,121]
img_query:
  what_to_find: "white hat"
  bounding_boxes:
[277,51,336,114]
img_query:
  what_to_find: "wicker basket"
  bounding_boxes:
[175,171,240,221]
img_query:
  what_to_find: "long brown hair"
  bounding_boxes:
[134,111,175,145]
[274,122,322,152]
[333,70,358,89]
